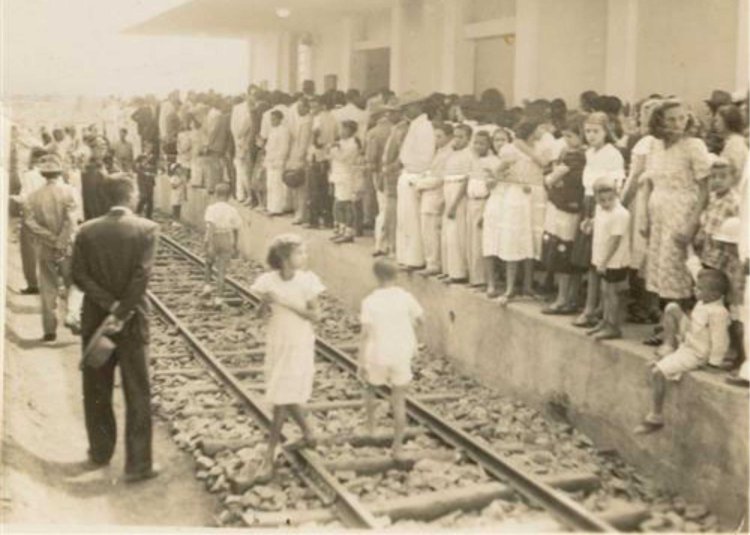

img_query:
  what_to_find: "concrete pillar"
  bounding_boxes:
[605,0,638,102]
[513,0,540,105]
[278,31,294,92]
[737,0,749,91]
[340,17,355,90]
[389,1,405,93]
[249,33,281,89]
[440,0,473,94]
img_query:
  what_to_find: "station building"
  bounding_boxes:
[129,0,749,107]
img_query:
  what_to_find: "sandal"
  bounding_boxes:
[542,304,575,315]
[573,314,598,328]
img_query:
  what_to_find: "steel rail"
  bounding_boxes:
[156,233,618,532]
[147,288,380,529]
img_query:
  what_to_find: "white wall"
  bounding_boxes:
[636,0,739,105]
[275,0,745,107]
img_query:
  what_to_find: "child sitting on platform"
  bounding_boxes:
[358,258,423,462]
[251,234,325,482]
[201,183,241,308]
[636,268,730,434]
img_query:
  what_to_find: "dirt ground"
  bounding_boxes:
[1,228,217,531]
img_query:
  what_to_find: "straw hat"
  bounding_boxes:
[37,154,63,174]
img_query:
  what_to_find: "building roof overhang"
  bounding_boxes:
[124,0,392,38]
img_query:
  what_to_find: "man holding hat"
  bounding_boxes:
[24,153,83,341]
[72,175,159,481]
[396,91,435,269]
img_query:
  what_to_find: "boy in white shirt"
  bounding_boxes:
[636,268,730,433]
[589,176,631,341]
[358,259,423,461]
[202,183,242,307]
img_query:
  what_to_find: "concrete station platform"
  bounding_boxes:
[157,180,748,526]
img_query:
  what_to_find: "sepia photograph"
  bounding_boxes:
[1,0,748,532]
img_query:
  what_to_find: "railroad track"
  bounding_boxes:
[147,233,651,530]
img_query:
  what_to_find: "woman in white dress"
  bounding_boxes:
[492,120,549,304]
[250,234,325,482]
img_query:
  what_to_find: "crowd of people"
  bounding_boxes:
[7,81,749,445]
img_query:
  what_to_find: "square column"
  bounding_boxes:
[605,0,638,102]
[513,0,540,104]
[737,0,749,91]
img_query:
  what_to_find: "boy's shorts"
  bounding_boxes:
[366,361,412,387]
[207,232,234,260]
[655,346,704,381]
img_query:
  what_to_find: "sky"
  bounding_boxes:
[2,0,250,98]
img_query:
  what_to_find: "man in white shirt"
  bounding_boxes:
[396,92,435,269]
[12,148,47,294]
[231,87,255,203]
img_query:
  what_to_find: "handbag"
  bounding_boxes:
[282,168,305,189]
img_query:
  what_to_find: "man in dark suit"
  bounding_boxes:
[72,175,159,482]
[81,137,112,221]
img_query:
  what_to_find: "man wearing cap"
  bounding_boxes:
[72,175,159,482]
[396,92,435,269]
[11,147,47,295]
[24,153,83,341]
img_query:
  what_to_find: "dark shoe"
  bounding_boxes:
[124,464,160,483]
[82,455,110,471]
[372,250,386,258]
[335,236,354,244]
[42,333,57,342]
[726,376,750,387]
[20,287,40,295]
[64,321,81,335]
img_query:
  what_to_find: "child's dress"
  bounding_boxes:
[541,148,585,274]
[329,137,359,202]
[493,143,540,262]
[466,153,500,284]
[250,270,325,405]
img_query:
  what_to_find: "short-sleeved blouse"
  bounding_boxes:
[647,137,712,194]
[582,144,626,195]
[720,134,748,183]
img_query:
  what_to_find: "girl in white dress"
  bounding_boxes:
[483,127,513,297]
[466,130,500,287]
[250,234,325,482]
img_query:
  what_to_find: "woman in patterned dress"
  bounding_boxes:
[642,100,713,304]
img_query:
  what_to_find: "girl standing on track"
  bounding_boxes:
[250,234,325,483]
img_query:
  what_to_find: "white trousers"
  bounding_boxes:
[265,167,287,214]
[234,157,249,201]
[396,172,424,267]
